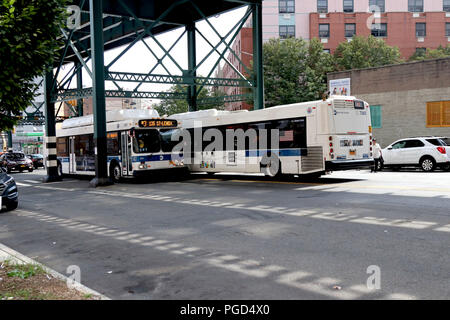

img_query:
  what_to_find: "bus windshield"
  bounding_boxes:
[133,129,160,153]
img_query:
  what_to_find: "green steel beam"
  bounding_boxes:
[195,7,251,98]
[187,22,197,111]
[252,2,264,110]
[89,0,110,187]
[52,88,187,102]
[105,71,252,87]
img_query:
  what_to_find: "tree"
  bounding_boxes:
[409,45,450,61]
[333,36,402,71]
[0,0,67,131]
[154,84,225,116]
[262,37,333,107]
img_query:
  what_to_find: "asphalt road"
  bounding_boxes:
[0,168,449,299]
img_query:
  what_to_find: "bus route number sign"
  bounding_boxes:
[138,119,178,128]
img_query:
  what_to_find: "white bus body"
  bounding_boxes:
[55,109,184,181]
[172,96,374,176]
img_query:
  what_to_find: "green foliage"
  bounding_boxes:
[408,45,450,61]
[333,36,402,71]
[154,84,225,116]
[262,37,334,107]
[0,0,67,131]
[6,263,45,279]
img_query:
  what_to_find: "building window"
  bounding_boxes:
[345,24,356,38]
[427,101,450,127]
[279,25,295,39]
[447,23,450,37]
[408,0,423,12]
[444,0,450,12]
[317,0,328,13]
[343,0,354,13]
[370,105,382,129]
[279,0,295,13]
[319,24,330,38]
[369,0,385,13]
[415,47,426,56]
[323,49,331,54]
[371,23,387,37]
[416,23,426,37]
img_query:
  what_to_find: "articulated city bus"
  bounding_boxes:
[55,109,184,181]
[171,96,374,178]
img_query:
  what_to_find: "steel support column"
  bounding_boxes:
[76,62,84,116]
[252,3,264,110]
[187,22,197,112]
[43,71,61,182]
[89,0,111,187]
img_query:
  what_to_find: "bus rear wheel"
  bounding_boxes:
[110,162,121,183]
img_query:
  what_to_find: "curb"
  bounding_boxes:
[0,243,110,300]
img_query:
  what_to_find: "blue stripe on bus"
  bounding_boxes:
[245,149,305,157]
[131,154,183,162]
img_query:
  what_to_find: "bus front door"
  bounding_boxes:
[69,136,76,174]
[121,132,131,176]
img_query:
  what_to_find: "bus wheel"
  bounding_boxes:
[110,162,121,183]
[57,162,63,178]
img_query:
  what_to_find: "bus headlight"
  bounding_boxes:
[139,164,145,169]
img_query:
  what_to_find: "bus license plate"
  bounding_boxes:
[349,150,356,156]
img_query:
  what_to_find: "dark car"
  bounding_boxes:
[0,152,34,173]
[27,154,44,169]
[0,167,18,211]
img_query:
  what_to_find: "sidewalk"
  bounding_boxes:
[0,243,109,300]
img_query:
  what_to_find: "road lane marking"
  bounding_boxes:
[13,208,417,300]
[87,190,448,234]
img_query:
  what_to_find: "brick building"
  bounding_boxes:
[222,26,254,110]
[263,0,450,58]
[328,57,450,147]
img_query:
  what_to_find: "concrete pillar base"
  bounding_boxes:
[89,177,113,188]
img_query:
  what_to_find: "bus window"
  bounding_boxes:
[273,118,306,149]
[57,137,68,157]
[107,132,120,155]
[133,129,160,153]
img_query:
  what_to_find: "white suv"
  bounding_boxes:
[382,137,450,172]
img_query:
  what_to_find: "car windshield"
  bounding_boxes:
[6,153,25,160]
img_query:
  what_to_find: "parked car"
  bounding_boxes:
[0,152,34,173]
[27,154,44,169]
[382,137,450,172]
[0,167,18,211]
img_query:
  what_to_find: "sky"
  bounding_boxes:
[58,5,249,106]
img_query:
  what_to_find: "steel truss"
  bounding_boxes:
[43,0,263,185]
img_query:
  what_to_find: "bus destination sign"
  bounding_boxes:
[138,119,178,128]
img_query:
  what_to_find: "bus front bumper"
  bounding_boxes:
[326,159,374,171]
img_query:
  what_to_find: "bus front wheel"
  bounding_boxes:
[110,162,121,183]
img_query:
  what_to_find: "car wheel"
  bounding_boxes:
[28,167,33,172]
[6,167,11,174]
[441,164,450,172]
[420,157,436,172]
[110,162,121,183]
[6,201,18,211]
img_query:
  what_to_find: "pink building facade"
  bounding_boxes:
[262,0,450,58]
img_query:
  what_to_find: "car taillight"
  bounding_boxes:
[437,147,446,154]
